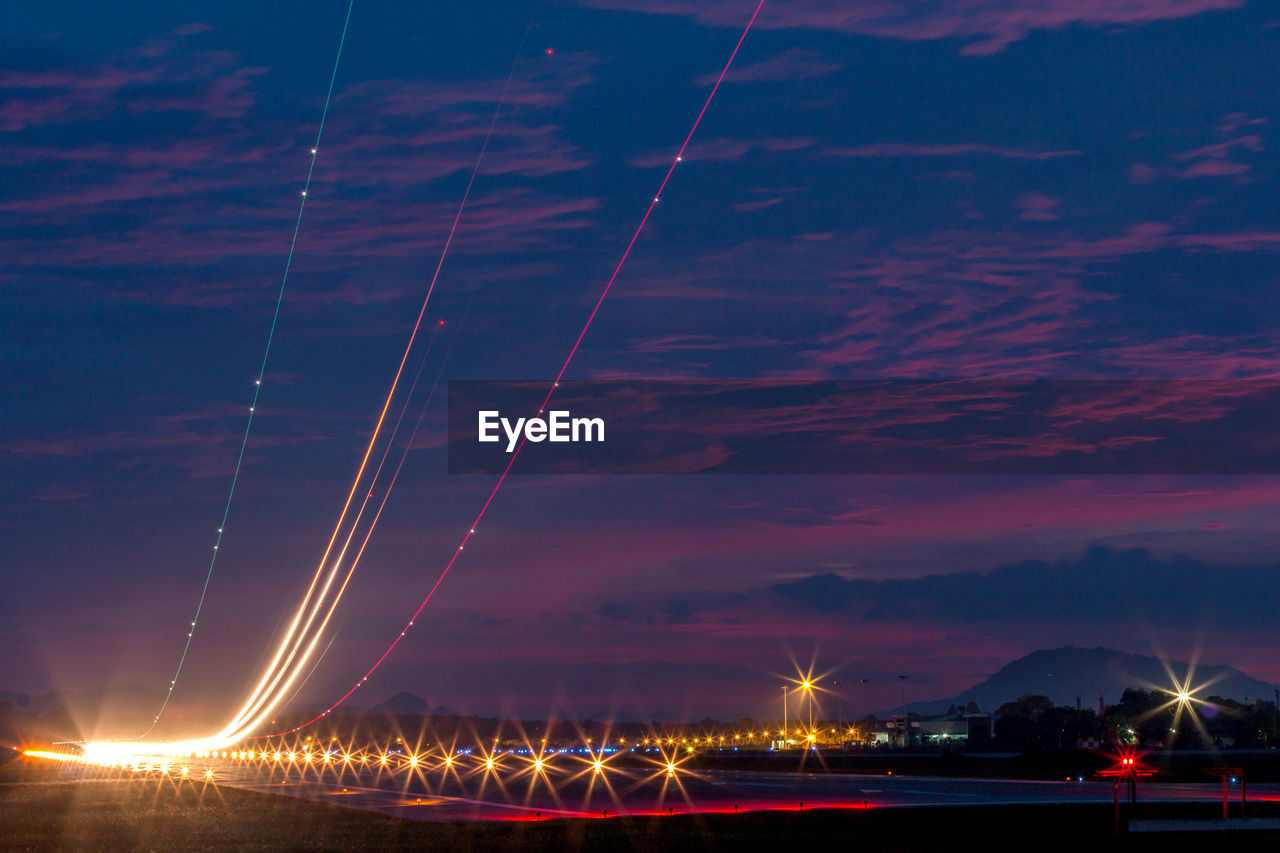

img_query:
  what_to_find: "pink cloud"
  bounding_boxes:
[693,48,843,85]
[825,142,1080,160]
[1015,191,1060,221]
[1130,113,1265,182]
[733,196,783,212]
[0,30,263,131]
[630,136,812,168]
[580,0,1243,56]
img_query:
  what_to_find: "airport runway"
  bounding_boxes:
[210,760,1276,822]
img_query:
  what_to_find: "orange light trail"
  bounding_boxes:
[77,0,765,764]
[266,0,769,738]
[76,9,533,763]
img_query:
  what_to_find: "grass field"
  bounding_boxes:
[5,761,1280,852]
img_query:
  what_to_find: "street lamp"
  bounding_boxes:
[801,679,814,733]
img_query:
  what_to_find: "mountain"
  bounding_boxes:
[369,692,430,715]
[910,646,1276,716]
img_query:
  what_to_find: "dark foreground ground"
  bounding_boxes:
[5,762,1280,853]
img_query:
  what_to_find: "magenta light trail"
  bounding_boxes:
[266,0,769,737]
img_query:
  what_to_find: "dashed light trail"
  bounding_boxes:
[138,0,358,739]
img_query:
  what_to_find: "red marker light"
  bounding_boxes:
[544,48,554,55]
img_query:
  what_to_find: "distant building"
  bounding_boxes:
[885,713,992,747]
[919,714,993,744]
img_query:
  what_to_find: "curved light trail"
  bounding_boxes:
[259,0,769,739]
[138,0,358,739]
[80,4,542,763]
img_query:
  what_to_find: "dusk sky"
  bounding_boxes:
[5,0,1280,728]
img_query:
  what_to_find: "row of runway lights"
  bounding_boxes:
[30,729,846,768]
[274,729,851,750]
[26,746,687,780]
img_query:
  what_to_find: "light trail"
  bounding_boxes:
[266,320,447,713]
[23,750,79,763]
[137,0,359,739]
[262,0,768,738]
[254,312,450,706]
[79,6,540,764]
[223,0,548,735]
[132,13,536,755]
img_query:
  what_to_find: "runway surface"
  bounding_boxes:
[208,760,1273,821]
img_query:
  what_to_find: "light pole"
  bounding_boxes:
[898,675,908,748]
[855,678,868,743]
[781,685,788,747]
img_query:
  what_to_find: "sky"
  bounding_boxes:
[4,0,1280,730]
